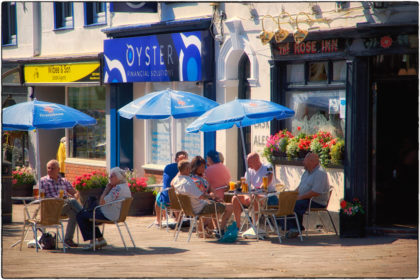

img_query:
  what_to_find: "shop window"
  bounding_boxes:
[373,54,418,77]
[2,2,17,46]
[287,64,305,84]
[333,61,347,81]
[146,82,203,165]
[67,87,106,160]
[84,2,106,26]
[54,2,73,30]
[308,62,328,83]
[285,90,346,138]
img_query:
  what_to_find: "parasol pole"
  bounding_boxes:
[239,127,249,184]
[35,129,41,187]
[170,117,175,163]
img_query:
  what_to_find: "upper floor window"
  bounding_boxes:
[54,2,73,30]
[84,2,106,26]
[2,2,17,46]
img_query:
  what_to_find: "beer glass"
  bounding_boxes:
[40,189,45,199]
[59,189,64,199]
[262,176,268,191]
[229,181,236,191]
[33,187,39,199]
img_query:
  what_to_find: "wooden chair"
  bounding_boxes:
[258,191,303,243]
[21,198,66,252]
[90,197,136,251]
[174,193,221,242]
[303,187,338,237]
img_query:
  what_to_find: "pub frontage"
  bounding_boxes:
[268,22,418,234]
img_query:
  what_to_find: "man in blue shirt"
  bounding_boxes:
[154,151,188,226]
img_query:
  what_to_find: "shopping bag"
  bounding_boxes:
[218,221,238,243]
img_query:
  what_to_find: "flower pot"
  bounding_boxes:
[78,187,105,207]
[339,212,366,238]
[128,192,156,216]
[12,183,34,199]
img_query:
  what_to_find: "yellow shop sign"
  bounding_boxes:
[24,62,100,84]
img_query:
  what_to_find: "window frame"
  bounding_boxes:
[2,2,17,46]
[54,2,74,31]
[84,2,107,27]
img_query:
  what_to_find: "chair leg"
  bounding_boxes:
[123,222,136,248]
[34,225,39,252]
[173,210,183,238]
[61,224,66,252]
[19,222,28,251]
[115,223,127,250]
[294,213,303,242]
[187,217,197,242]
[326,211,338,236]
[174,213,185,241]
[305,211,310,237]
[272,215,282,243]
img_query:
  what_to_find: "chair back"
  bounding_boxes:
[275,191,299,217]
[176,193,195,217]
[117,197,133,223]
[40,198,65,225]
[168,187,181,210]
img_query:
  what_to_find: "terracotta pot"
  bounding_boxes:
[78,187,105,207]
[128,191,156,216]
[12,183,34,198]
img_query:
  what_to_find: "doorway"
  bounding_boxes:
[372,54,418,226]
[237,53,251,179]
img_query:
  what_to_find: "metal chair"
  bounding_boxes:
[90,197,136,251]
[174,193,221,242]
[303,187,338,237]
[21,198,66,252]
[258,191,303,243]
[167,187,189,238]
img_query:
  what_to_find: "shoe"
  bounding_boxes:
[64,239,78,248]
[214,229,225,239]
[286,229,299,239]
[83,239,107,250]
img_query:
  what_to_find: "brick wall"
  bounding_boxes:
[65,163,107,185]
[144,169,163,185]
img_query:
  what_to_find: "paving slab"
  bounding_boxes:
[2,204,418,278]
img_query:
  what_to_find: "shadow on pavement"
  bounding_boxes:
[261,234,404,246]
[53,246,188,256]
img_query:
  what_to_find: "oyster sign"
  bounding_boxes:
[103,30,212,83]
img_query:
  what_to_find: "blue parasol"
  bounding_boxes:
[2,99,97,184]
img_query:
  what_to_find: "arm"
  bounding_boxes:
[100,183,114,205]
[297,190,320,201]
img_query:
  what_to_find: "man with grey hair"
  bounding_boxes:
[286,152,330,238]
[39,159,83,248]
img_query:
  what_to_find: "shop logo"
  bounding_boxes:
[177,100,186,106]
[249,103,258,107]
[44,106,54,113]
[104,55,127,83]
[179,33,201,81]
[380,36,392,48]
[126,44,135,67]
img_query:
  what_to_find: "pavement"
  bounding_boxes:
[2,204,418,278]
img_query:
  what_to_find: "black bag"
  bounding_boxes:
[38,231,56,250]
[84,196,99,211]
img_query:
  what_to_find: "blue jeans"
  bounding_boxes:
[279,199,326,231]
[76,206,109,241]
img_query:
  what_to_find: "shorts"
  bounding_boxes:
[199,202,225,215]
[156,191,170,208]
[267,195,279,206]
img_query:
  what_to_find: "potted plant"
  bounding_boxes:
[12,166,36,197]
[339,198,366,237]
[125,170,155,216]
[72,171,108,206]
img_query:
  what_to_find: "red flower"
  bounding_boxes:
[340,200,347,209]
[297,126,301,131]
[12,179,17,185]
[82,182,87,187]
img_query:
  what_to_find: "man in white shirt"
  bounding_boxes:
[172,160,233,235]
[232,153,278,230]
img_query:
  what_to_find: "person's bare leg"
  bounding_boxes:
[220,203,234,229]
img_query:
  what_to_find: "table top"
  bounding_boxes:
[11,196,36,201]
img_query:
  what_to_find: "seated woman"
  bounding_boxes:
[76,167,132,249]
[204,150,231,202]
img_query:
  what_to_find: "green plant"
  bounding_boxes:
[330,139,345,164]
[340,198,365,216]
[12,166,36,185]
[72,171,108,191]
[286,138,300,159]
[125,169,153,193]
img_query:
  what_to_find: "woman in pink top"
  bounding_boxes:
[204,150,231,201]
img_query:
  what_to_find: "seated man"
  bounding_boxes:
[204,150,231,201]
[154,151,188,226]
[232,152,277,230]
[39,159,83,248]
[172,160,233,236]
[285,152,330,238]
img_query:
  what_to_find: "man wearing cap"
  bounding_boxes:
[204,150,231,202]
